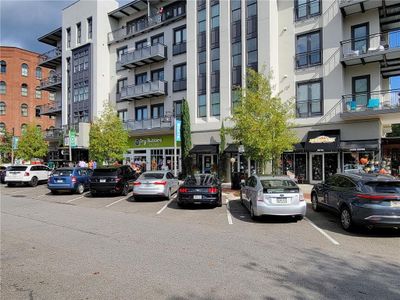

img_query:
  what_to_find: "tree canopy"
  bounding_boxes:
[228,68,298,174]
[180,98,192,176]
[0,129,12,163]
[16,124,48,161]
[89,104,129,165]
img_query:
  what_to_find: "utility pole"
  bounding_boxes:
[173,116,177,177]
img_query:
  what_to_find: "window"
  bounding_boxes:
[151,34,164,45]
[135,106,148,121]
[151,104,164,119]
[247,37,258,67]
[174,101,182,118]
[232,89,241,111]
[49,92,55,101]
[77,22,81,44]
[161,1,186,21]
[21,63,28,76]
[0,60,6,73]
[198,94,206,117]
[0,102,5,115]
[66,27,71,48]
[117,78,127,94]
[352,75,370,107]
[36,67,42,79]
[118,110,127,123]
[117,46,128,62]
[198,9,206,33]
[21,84,28,96]
[211,92,220,116]
[135,39,147,50]
[0,81,5,94]
[296,30,321,68]
[211,4,219,29]
[35,106,41,117]
[21,104,28,116]
[231,0,241,22]
[135,73,147,85]
[87,17,92,39]
[174,26,186,45]
[295,0,321,21]
[35,87,42,99]
[21,124,27,134]
[232,42,242,67]
[296,79,323,118]
[173,64,187,91]
[0,122,5,133]
[151,69,164,81]
[351,23,369,54]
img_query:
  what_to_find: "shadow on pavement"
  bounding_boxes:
[167,199,219,210]
[129,196,167,202]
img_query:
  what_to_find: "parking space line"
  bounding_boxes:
[105,196,130,208]
[156,195,176,215]
[66,193,89,203]
[226,198,233,225]
[305,217,340,246]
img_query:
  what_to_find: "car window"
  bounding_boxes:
[93,168,118,176]
[76,169,82,176]
[184,174,213,185]
[325,175,338,186]
[53,169,73,176]
[364,181,400,194]
[140,173,165,180]
[9,166,28,171]
[248,177,257,188]
[261,179,297,188]
[336,176,356,188]
[30,166,38,171]
[167,173,174,179]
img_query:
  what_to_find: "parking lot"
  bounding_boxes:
[2,183,400,299]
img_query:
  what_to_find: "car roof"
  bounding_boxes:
[337,172,399,182]
[142,170,169,174]
[257,175,293,180]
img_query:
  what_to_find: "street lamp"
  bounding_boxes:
[162,111,179,177]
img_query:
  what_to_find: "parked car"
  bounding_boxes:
[240,175,306,220]
[311,173,400,231]
[177,174,222,208]
[5,165,51,187]
[47,167,93,194]
[89,165,137,196]
[133,171,179,200]
[0,165,11,184]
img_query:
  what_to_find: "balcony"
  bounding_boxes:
[119,43,167,69]
[173,42,186,56]
[123,117,172,134]
[341,89,400,124]
[340,30,400,75]
[108,11,186,44]
[173,79,186,92]
[44,128,63,142]
[119,81,167,101]
[40,102,62,116]
[38,47,62,69]
[339,0,383,16]
[39,74,62,92]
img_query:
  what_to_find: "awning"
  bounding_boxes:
[304,130,340,152]
[190,144,219,154]
[340,140,379,151]
[224,144,238,153]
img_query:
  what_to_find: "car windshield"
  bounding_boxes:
[261,179,298,193]
[9,166,28,171]
[140,173,164,180]
[364,181,400,194]
[184,174,215,186]
[53,169,73,176]
[93,168,117,176]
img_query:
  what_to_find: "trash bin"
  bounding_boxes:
[231,172,241,190]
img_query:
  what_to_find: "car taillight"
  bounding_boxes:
[208,187,218,193]
[133,182,141,186]
[71,176,77,183]
[179,187,188,193]
[154,181,167,185]
[299,192,305,201]
[24,172,30,176]
[356,194,399,200]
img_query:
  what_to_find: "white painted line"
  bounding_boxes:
[156,195,176,215]
[226,198,233,225]
[66,193,89,203]
[305,217,340,246]
[105,196,129,208]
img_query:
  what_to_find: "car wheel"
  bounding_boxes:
[76,184,84,194]
[30,177,38,187]
[91,190,97,197]
[311,193,320,212]
[51,190,59,195]
[121,183,129,196]
[340,206,354,231]
[250,203,258,221]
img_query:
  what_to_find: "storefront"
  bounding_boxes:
[382,137,400,177]
[189,144,219,173]
[124,135,181,173]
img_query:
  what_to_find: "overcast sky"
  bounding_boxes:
[0,0,131,53]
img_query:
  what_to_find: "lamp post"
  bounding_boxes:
[162,112,179,177]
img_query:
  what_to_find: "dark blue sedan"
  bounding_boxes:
[48,167,93,194]
[311,173,400,231]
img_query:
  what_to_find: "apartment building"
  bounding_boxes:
[0,46,55,139]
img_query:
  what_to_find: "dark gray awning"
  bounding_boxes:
[190,144,219,154]
[224,144,238,153]
[340,140,379,151]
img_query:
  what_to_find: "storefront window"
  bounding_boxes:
[294,154,307,183]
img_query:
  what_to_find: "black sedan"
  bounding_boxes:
[177,174,222,208]
[311,173,400,231]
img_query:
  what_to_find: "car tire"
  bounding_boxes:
[250,203,258,221]
[30,177,38,187]
[51,190,59,195]
[76,184,84,194]
[91,190,97,197]
[121,183,129,196]
[340,206,354,231]
[311,193,320,212]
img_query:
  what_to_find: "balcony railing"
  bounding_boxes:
[120,81,167,101]
[39,47,62,68]
[44,128,63,141]
[173,42,186,56]
[341,89,400,114]
[40,102,62,116]
[295,50,322,69]
[39,74,62,91]
[173,79,187,92]
[123,117,172,132]
[119,43,167,68]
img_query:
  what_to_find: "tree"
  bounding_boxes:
[0,129,12,163]
[387,124,400,137]
[180,98,192,176]
[218,122,227,180]
[89,104,128,165]
[227,68,298,175]
[16,124,48,161]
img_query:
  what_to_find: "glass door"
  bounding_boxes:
[351,23,369,54]
[310,153,323,184]
[352,75,370,108]
[202,155,213,174]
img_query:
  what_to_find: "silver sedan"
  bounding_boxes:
[240,175,306,220]
[132,171,179,199]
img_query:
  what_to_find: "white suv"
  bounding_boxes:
[5,165,51,187]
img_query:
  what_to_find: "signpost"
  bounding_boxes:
[173,119,181,177]
[11,135,18,164]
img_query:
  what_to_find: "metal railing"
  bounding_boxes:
[173,42,186,56]
[40,74,62,89]
[340,30,400,59]
[39,47,61,65]
[296,100,323,118]
[123,117,172,131]
[173,79,187,92]
[120,81,167,100]
[119,43,166,66]
[342,89,400,113]
[295,49,322,69]
[40,102,62,115]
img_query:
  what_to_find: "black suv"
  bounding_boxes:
[311,173,400,231]
[89,165,138,196]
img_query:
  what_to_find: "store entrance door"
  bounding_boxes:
[310,152,339,184]
[202,155,213,173]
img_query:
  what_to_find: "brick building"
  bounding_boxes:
[0,46,55,137]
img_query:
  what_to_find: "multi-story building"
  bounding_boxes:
[0,46,55,139]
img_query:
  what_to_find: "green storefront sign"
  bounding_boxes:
[129,135,181,149]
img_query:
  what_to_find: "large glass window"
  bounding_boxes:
[174,64,186,81]
[296,80,323,118]
[118,110,127,123]
[295,0,321,21]
[211,4,219,29]
[352,23,369,54]
[198,9,206,33]
[352,75,370,107]
[0,61,6,73]
[174,26,186,45]
[21,84,28,96]
[0,102,5,115]
[198,94,206,118]
[135,73,147,85]
[0,81,6,94]
[135,106,148,121]
[151,34,164,45]
[21,63,28,76]
[211,92,220,116]
[135,39,147,50]
[151,69,164,81]
[296,30,322,68]
[117,78,127,94]
[21,104,28,116]
[151,104,164,119]
[36,67,42,79]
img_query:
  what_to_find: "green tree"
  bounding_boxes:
[227,68,298,175]
[89,104,128,165]
[218,122,227,180]
[16,124,48,161]
[0,129,13,163]
[387,124,400,137]
[180,98,192,176]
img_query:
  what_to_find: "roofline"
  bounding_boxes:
[0,46,41,56]
[37,27,62,43]
[62,0,80,11]
[108,0,148,17]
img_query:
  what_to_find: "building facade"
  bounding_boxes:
[0,46,55,138]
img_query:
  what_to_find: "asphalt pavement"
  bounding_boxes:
[1,183,399,299]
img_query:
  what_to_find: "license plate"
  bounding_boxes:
[100,179,106,183]
[391,201,400,207]
[56,180,63,183]
[193,195,202,200]
[275,197,288,204]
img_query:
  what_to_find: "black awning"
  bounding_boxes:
[340,140,379,151]
[190,144,219,154]
[305,130,340,152]
[224,144,238,153]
